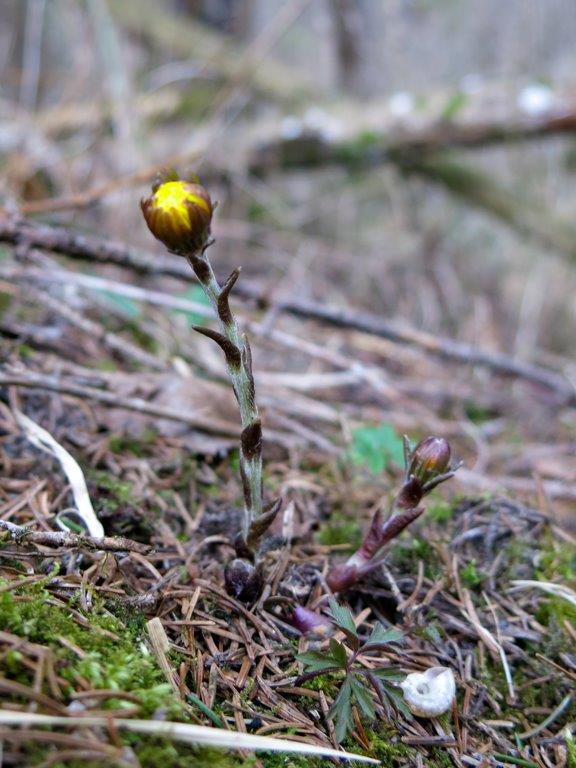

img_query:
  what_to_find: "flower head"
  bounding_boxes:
[140,176,213,255]
[407,436,451,486]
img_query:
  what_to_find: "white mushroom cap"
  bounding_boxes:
[399,666,456,718]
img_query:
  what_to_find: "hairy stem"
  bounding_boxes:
[186,251,262,541]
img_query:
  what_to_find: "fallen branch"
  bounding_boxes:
[0,368,298,448]
[390,150,576,265]
[0,519,152,555]
[249,119,576,267]
[249,108,576,169]
[0,369,239,435]
[20,100,576,216]
[0,215,573,406]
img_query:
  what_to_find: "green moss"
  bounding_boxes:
[0,580,255,766]
[566,730,576,768]
[88,470,134,513]
[463,400,495,424]
[229,448,241,473]
[316,513,362,550]
[334,131,384,169]
[427,748,454,767]
[527,532,576,645]
[355,725,412,765]
[427,500,454,523]
[124,735,247,768]
[92,358,119,371]
[390,535,441,579]
[254,753,323,768]
[87,470,158,540]
[460,559,483,589]
[246,200,268,223]
[0,580,181,718]
[0,744,96,768]
[240,678,255,702]
[108,429,158,457]
[0,289,12,318]
[17,343,35,358]
[12,736,248,768]
[255,732,410,768]
[124,319,159,353]
[536,536,576,584]
[535,596,576,651]
[483,651,574,730]
[170,85,222,122]
[300,672,340,699]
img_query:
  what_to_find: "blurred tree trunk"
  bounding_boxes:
[176,0,254,36]
[329,0,373,95]
[329,0,364,93]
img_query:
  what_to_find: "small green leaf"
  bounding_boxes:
[381,682,413,719]
[349,674,376,720]
[362,623,403,651]
[295,650,339,674]
[349,422,404,474]
[329,677,354,743]
[327,599,358,648]
[328,638,348,669]
[366,667,405,683]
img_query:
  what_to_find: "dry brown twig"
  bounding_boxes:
[1,214,573,406]
[0,518,151,555]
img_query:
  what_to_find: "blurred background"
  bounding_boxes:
[1,0,575,513]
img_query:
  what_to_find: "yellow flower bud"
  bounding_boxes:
[140,179,213,255]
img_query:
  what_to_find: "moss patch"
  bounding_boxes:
[0,579,250,767]
[0,579,180,718]
[316,512,362,550]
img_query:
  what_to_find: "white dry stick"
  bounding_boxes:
[510,580,576,609]
[461,589,515,701]
[281,500,295,546]
[146,618,179,695]
[0,711,378,763]
[14,410,104,538]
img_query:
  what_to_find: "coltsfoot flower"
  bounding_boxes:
[140,177,213,255]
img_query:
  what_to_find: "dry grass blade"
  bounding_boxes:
[13,409,104,537]
[0,712,379,763]
[510,580,576,609]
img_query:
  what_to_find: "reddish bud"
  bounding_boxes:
[326,562,360,593]
[224,558,262,603]
[291,606,333,638]
[408,437,451,485]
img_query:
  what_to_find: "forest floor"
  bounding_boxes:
[2,3,576,765]
[0,221,575,767]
